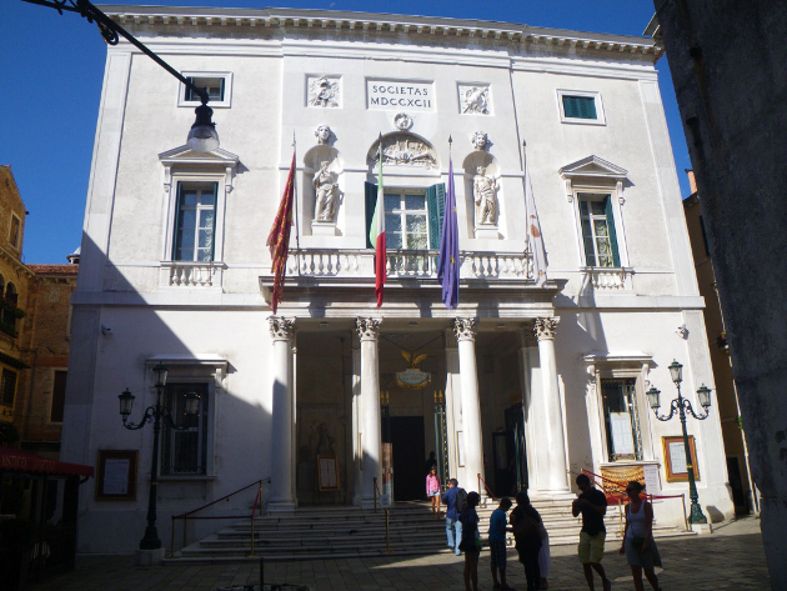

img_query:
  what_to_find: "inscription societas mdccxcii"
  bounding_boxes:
[367,80,434,111]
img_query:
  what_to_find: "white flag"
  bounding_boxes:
[525,171,548,287]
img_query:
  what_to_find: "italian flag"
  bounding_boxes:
[369,138,386,307]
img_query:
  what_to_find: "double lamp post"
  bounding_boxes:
[646,359,713,525]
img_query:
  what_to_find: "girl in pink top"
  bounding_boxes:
[426,467,441,514]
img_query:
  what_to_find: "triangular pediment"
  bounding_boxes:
[559,155,628,179]
[158,144,239,167]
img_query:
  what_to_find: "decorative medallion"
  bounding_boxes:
[394,112,414,131]
[459,84,491,115]
[395,350,431,390]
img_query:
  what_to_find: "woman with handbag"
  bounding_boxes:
[459,491,482,591]
[619,481,663,591]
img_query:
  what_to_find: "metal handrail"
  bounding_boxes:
[169,478,268,557]
[478,472,496,501]
[372,476,380,513]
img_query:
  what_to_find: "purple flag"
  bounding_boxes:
[437,156,459,308]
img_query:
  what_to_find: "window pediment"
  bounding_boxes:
[559,155,628,180]
[158,144,239,193]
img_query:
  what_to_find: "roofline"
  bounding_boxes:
[99,5,661,59]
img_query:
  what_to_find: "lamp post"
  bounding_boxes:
[118,363,200,550]
[23,0,219,151]
[646,359,713,525]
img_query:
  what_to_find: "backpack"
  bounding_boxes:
[455,487,468,513]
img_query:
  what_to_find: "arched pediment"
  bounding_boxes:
[559,155,628,180]
[366,132,437,169]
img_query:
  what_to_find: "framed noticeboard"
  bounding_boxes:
[96,449,137,501]
[317,455,339,491]
[662,436,700,483]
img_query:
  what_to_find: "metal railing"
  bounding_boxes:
[580,468,689,532]
[169,478,267,557]
[478,472,496,502]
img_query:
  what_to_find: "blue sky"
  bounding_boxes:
[1,0,689,264]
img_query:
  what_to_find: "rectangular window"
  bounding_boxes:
[161,383,209,476]
[9,215,20,249]
[1,369,17,407]
[562,95,597,119]
[179,72,232,108]
[185,76,225,102]
[172,183,217,262]
[384,191,430,250]
[602,379,642,461]
[557,90,605,125]
[579,194,620,267]
[50,370,67,423]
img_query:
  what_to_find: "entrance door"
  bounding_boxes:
[505,405,528,493]
[390,416,425,501]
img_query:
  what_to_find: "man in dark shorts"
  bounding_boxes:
[572,474,612,591]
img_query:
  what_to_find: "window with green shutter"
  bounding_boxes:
[562,95,598,120]
[578,193,620,267]
[364,183,445,250]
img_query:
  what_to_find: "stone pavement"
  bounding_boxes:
[31,518,770,591]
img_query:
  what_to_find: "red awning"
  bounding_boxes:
[0,448,94,478]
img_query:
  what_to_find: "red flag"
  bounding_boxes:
[266,151,296,313]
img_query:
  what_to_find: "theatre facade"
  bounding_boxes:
[60,6,733,553]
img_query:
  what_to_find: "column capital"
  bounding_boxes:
[453,317,478,342]
[534,317,560,341]
[355,317,381,341]
[268,316,296,341]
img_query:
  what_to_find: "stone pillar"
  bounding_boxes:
[531,317,570,494]
[268,316,296,511]
[356,317,384,507]
[454,318,486,496]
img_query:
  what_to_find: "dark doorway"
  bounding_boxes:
[390,416,425,501]
[504,405,528,494]
[726,456,749,515]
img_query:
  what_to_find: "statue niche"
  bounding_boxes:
[462,132,500,236]
[305,125,342,233]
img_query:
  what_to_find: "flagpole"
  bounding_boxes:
[291,131,301,276]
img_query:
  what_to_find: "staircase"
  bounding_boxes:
[167,498,693,564]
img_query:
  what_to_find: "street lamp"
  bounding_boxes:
[646,359,713,525]
[118,363,200,550]
[23,0,219,151]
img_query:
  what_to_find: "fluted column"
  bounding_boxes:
[356,317,384,507]
[454,318,486,496]
[268,316,296,511]
[531,317,570,493]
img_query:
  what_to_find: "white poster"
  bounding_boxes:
[102,458,130,495]
[643,463,661,495]
[668,440,687,474]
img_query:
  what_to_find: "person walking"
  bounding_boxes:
[459,491,482,591]
[426,466,442,515]
[572,473,612,591]
[619,481,662,591]
[510,491,543,591]
[442,478,463,555]
[488,497,513,590]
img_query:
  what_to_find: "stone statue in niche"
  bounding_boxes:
[314,123,333,145]
[473,165,498,226]
[472,130,489,151]
[309,76,339,108]
[313,160,340,222]
[462,86,490,114]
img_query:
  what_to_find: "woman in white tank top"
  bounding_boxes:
[619,480,663,591]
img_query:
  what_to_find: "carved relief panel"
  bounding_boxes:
[307,75,341,108]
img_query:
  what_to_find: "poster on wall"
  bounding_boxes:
[663,436,700,482]
[96,449,137,501]
[317,455,339,491]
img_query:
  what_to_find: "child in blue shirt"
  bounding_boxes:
[489,497,513,590]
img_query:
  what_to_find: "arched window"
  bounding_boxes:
[2,282,18,335]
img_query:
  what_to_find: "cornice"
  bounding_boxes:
[100,5,662,61]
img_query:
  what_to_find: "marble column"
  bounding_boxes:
[454,317,486,496]
[531,317,570,493]
[268,316,296,511]
[356,317,384,507]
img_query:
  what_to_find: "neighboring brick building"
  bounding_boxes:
[0,165,78,457]
[17,264,78,456]
[0,166,33,440]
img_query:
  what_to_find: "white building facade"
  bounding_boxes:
[61,6,733,553]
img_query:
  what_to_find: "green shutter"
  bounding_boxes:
[365,182,377,249]
[563,95,597,120]
[604,196,621,267]
[426,183,446,250]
